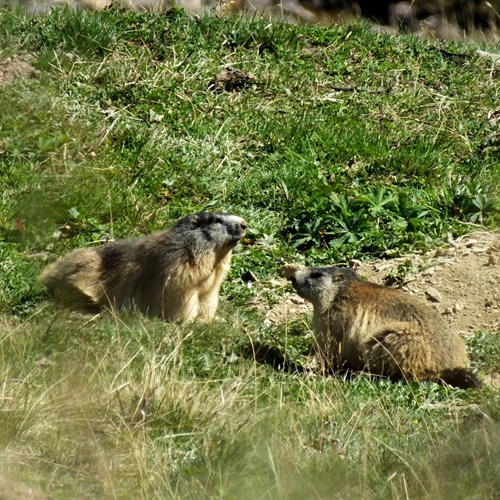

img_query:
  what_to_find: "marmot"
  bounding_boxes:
[41,212,247,322]
[284,265,481,389]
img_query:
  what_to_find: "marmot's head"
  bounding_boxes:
[174,212,247,252]
[285,266,359,309]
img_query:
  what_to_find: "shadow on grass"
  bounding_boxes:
[240,342,305,374]
[240,342,365,380]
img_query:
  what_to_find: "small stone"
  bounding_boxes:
[36,356,55,368]
[425,287,442,303]
[465,239,477,248]
[226,352,239,363]
[422,267,436,276]
[452,303,462,313]
[374,262,392,272]
[29,251,51,262]
[471,246,488,254]
[487,254,498,266]
[434,248,454,257]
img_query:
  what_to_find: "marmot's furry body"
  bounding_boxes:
[287,266,480,389]
[41,212,247,322]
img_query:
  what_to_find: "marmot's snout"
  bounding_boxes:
[281,264,305,283]
[287,273,301,291]
[285,270,304,296]
[228,217,247,241]
[235,218,247,235]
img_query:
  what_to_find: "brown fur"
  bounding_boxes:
[41,212,247,322]
[286,266,481,388]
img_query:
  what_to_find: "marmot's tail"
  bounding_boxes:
[440,368,482,389]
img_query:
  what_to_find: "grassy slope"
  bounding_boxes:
[0,7,499,498]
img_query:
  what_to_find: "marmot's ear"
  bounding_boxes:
[332,272,346,282]
[189,213,203,228]
[206,213,222,225]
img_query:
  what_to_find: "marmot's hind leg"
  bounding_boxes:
[41,249,104,312]
[364,323,436,382]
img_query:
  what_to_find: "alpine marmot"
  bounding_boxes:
[41,212,247,322]
[285,265,480,389]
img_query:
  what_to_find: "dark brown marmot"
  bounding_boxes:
[284,265,480,389]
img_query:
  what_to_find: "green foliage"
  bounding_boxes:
[0,7,498,498]
[467,331,500,375]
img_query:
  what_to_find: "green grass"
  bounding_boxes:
[0,7,499,498]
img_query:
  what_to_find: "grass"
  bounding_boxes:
[0,6,499,498]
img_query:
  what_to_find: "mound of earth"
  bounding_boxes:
[0,54,36,86]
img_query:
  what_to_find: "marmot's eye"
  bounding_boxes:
[310,272,325,279]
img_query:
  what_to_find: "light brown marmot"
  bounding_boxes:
[41,212,247,322]
[285,265,480,389]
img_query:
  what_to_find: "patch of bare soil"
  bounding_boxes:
[357,232,500,336]
[208,66,255,92]
[0,54,36,86]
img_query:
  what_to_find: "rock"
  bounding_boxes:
[422,267,436,276]
[425,287,442,303]
[476,50,500,66]
[434,247,454,257]
[373,262,392,272]
[77,0,111,8]
[487,254,498,266]
[483,373,500,390]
